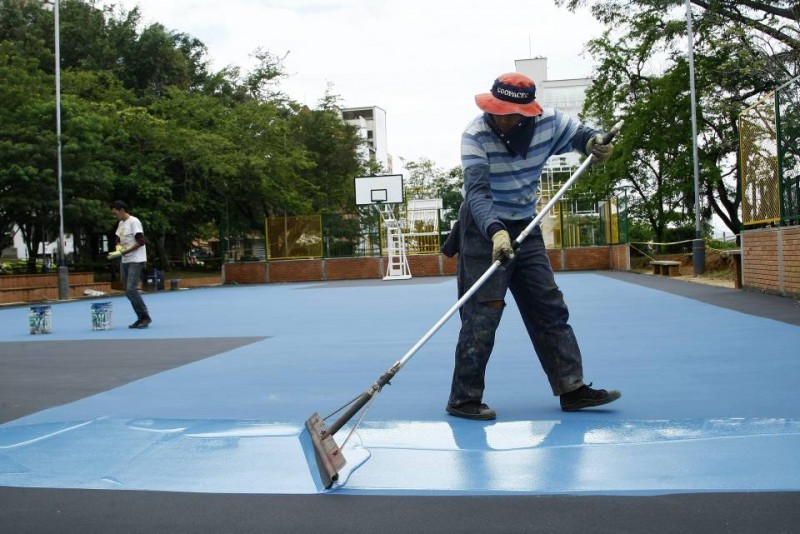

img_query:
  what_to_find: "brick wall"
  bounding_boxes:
[325,257,382,280]
[783,228,800,295]
[546,250,562,269]
[565,246,611,270]
[268,260,323,283]
[170,275,222,289]
[610,244,631,271]
[0,272,111,304]
[222,245,629,286]
[546,246,628,271]
[442,255,457,275]
[222,262,268,284]
[408,255,445,277]
[741,226,800,297]
[0,272,94,290]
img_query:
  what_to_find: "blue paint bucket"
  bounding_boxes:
[29,305,52,335]
[91,301,113,330]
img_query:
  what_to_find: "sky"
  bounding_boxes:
[99,0,607,174]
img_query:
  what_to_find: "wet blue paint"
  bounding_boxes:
[1,275,799,494]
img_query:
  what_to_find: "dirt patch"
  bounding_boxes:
[630,248,737,289]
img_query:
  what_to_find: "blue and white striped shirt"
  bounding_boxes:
[461,108,597,238]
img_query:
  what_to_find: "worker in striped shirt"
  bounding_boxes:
[444,72,621,420]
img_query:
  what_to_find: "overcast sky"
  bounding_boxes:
[100,0,606,174]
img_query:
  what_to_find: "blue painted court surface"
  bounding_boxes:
[1,274,798,495]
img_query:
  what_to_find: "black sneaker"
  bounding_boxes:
[560,383,621,412]
[446,402,496,420]
[128,319,142,329]
[135,316,152,329]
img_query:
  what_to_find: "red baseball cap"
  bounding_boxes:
[475,72,544,117]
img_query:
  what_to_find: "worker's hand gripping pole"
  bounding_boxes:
[391,120,623,373]
[514,120,623,248]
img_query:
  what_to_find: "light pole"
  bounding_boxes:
[686,0,705,275]
[55,0,69,298]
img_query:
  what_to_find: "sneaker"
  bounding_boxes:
[128,319,142,329]
[446,402,496,420]
[135,316,152,329]
[560,383,621,412]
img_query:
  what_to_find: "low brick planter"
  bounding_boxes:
[221,245,630,286]
[741,226,800,297]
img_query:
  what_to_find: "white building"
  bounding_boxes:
[1,225,74,261]
[515,56,593,169]
[341,106,393,173]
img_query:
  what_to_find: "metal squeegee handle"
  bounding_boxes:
[391,120,624,373]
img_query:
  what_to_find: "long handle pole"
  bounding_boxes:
[394,156,593,369]
[325,121,623,437]
[392,121,623,372]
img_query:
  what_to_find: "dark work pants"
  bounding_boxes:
[121,262,149,320]
[448,203,585,408]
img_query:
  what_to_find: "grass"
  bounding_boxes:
[630,248,738,287]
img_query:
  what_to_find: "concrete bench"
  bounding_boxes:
[651,260,681,276]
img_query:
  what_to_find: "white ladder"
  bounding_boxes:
[375,204,411,280]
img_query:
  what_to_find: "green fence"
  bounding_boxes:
[547,195,627,248]
[740,75,800,226]
[322,212,381,258]
[266,197,626,261]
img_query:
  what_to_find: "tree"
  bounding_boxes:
[556,0,798,238]
[289,90,364,214]
[401,157,463,226]
[557,0,799,53]
[0,0,378,270]
[0,36,60,271]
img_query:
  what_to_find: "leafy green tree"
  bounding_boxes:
[58,94,119,261]
[557,0,798,239]
[557,0,799,56]
[0,37,60,271]
[402,158,463,226]
[577,34,700,243]
[0,0,374,270]
[289,91,366,214]
[139,87,239,264]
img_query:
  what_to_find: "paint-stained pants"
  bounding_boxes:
[448,203,585,407]
[121,262,149,320]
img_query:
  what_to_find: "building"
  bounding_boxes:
[1,225,74,261]
[341,106,393,173]
[516,57,593,169]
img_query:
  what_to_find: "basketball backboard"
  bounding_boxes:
[355,175,404,205]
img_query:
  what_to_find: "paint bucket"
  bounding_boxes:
[91,301,113,330]
[29,305,52,335]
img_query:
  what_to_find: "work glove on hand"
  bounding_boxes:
[586,133,614,164]
[491,230,515,264]
[107,245,124,260]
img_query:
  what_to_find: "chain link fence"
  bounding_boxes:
[265,195,625,260]
[541,192,627,248]
[265,215,323,260]
[740,75,800,226]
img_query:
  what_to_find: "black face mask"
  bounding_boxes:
[485,113,537,158]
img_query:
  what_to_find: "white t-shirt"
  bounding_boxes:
[115,215,147,263]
